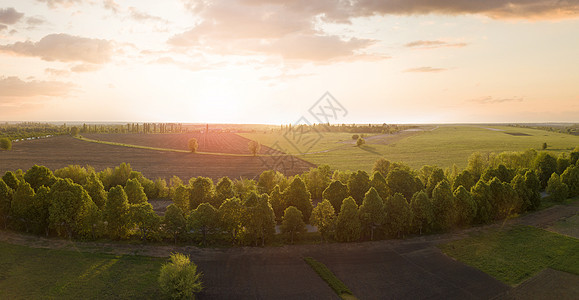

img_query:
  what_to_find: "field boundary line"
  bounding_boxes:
[75,136,291,157]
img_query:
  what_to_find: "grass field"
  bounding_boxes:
[0,242,163,299]
[241,125,579,172]
[439,226,579,285]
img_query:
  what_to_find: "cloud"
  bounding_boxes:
[0,24,7,31]
[0,33,113,63]
[128,7,168,23]
[470,96,524,104]
[404,40,468,49]
[0,8,24,25]
[404,67,447,73]
[0,76,74,101]
[36,0,84,8]
[261,34,375,61]
[70,63,101,72]
[103,0,120,14]
[45,68,71,76]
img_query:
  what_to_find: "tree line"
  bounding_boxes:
[0,147,578,245]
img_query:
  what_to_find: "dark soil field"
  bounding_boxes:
[83,133,284,155]
[0,136,315,181]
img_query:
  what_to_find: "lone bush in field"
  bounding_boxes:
[159,253,203,300]
[356,137,365,146]
[0,138,12,150]
[248,140,260,156]
[188,138,198,153]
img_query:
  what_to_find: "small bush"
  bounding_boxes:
[351,134,359,140]
[159,253,203,299]
[356,137,365,147]
[0,138,12,150]
[188,138,198,153]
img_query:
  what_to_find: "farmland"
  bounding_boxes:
[241,125,579,172]
[0,135,314,181]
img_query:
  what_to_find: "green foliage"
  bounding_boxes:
[542,142,547,150]
[83,172,107,209]
[188,138,198,153]
[242,193,275,246]
[24,165,55,191]
[335,197,361,242]
[534,152,558,188]
[347,170,370,205]
[302,165,332,201]
[30,186,51,235]
[154,178,169,198]
[410,191,434,234]
[490,149,537,171]
[48,179,98,238]
[356,137,365,146]
[188,203,219,246]
[104,186,131,239]
[0,179,13,228]
[268,185,285,222]
[426,167,446,197]
[54,165,93,185]
[159,253,203,299]
[358,187,384,240]
[283,176,312,222]
[561,165,579,197]
[2,171,19,190]
[189,177,214,210]
[214,177,234,208]
[481,164,515,183]
[383,193,412,237]
[453,186,476,226]
[304,257,352,297]
[163,204,187,244]
[322,180,348,214]
[467,152,490,180]
[431,180,455,231]
[124,178,148,205]
[257,170,285,194]
[281,206,306,244]
[218,197,244,245]
[373,158,391,177]
[130,202,161,241]
[440,226,579,285]
[556,154,571,174]
[172,184,190,213]
[310,199,335,242]
[452,169,474,192]
[471,179,493,224]
[370,171,390,201]
[546,173,569,202]
[386,168,421,202]
[0,137,12,150]
[11,181,35,232]
[488,177,521,220]
[248,140,260,156]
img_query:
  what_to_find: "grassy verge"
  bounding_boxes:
[304,257,355,299]
[439,226,579,285]
[0,241,163,298]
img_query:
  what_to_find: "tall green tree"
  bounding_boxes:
[83,172,107,209]
[335,197,361,242]
[410,191,433,235]
[322,180,348,213]
[188,203,219,246]
[188,138,198,153]
[452,170,475,194]
[281,206,306,244]
[284,177,312,222]
[546,173,569,202]
[11,181,35,232]
[242,194,275,246]
[124,178,148,205]
[189,177,214,210]
[214,177,235,208]
[158,253,203,300]
[163,204,187,244]
[467,152,490,180]
[24,165,55,191]
[386,168,422,202]
[248,140,260,156]
[431,180,455,231]
[48,179,98,238]
[2,171,19,190]
[534,152,558,188]
[130,202,161,241]
[426,168,446,197]
[347,170,370,205]
[370,171,390,201]
[268,185,285,222]
[302,165,332,201]
[310,199,335,242]
[561,165,579,197]
[358,187,384,240]
[172,184,190,213]
[0,179,13,229]
[373,158,391,177]
[488,177,521,220]
[31,186,51,236]
[383,193,412,237]
[453,186,476,226]
[218,197,244,245]
[104,186,131,239]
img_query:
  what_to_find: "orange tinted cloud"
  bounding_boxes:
[0,7,24,25]
[0,76,74,101]
[404,67,447,73]
[0,33,113,63]
[405,40,468,49]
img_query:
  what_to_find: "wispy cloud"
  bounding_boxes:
[0,76,74,101]
[0,33,113,64]
[36,0,83,9]
[404,67,447,73]
[470,96,524,104]
[404,40,467,49]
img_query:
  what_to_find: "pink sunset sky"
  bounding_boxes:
[1,0,578,124]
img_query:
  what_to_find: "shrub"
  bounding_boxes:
[188,138,198,153]
[159,253,203,300]
[356,137,365,146]
[0,138,12,150]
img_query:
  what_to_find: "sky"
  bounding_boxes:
[0,0,578,124]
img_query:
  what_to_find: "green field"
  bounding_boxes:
[439,226,579,285]
[241,125,579,172]
[0,242,163,299]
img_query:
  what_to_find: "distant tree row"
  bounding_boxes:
[1,147,578,245]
